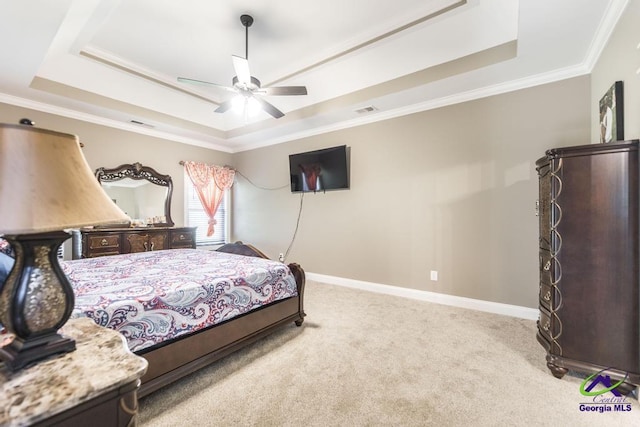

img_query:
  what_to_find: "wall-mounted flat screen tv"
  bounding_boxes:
[289,145,349,193]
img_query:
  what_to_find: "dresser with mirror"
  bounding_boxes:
[72,162,196,259]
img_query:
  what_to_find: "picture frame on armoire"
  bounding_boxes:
[599,80,624,143]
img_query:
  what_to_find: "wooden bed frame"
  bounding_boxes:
[135,241,306,397]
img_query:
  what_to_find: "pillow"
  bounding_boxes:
[0,252,15,285]
[0,244,11,335]
[0,238,14,258]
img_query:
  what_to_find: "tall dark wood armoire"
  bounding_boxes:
[536,140,640,392]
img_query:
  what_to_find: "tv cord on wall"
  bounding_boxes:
[284,192,304,262]
[234,170,304,262]
[235,170,289,191]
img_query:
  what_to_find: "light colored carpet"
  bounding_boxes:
[139,280,640,426]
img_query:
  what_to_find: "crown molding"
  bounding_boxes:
[582,0,629,72]
[0,61,593,155]
[0,93,232,152]
[232,63,592,152]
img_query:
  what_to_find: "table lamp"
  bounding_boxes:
[0,122,130,370]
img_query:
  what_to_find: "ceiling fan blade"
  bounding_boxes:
[232,55,251,84]
[253,97,284,119]
[214,99,235,113]
[177,77,236,93]
[260,86,308,96]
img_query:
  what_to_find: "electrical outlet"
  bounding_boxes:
[430,270,438,281]
[278,253,284,262]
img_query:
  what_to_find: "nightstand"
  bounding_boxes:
[0,318,148,426]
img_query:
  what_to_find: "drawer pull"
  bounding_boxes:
[542,321,550,332]
[543,290,551,301]
[543,260,551,271]
[180,235,185,240]
[100,238,108,246]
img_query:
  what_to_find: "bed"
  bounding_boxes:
[60,242,306,397]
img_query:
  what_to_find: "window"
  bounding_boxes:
[185,178,228,246]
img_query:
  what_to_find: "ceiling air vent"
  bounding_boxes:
[354,105,378,114]
[130,120,155,129]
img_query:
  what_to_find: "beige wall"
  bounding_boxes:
[9,6,636,308]
[232,77,591,308]
[591,0,640,143]
[0,102,232,227]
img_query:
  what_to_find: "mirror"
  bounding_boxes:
[95,162,174,227]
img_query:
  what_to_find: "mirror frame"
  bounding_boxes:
[95,162,175,227]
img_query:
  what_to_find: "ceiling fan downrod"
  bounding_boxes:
[240,14,253,60]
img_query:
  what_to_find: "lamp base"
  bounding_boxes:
[0,231,76,371]
[0,332,75,371]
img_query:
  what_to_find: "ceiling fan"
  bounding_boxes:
[177,14,307,119]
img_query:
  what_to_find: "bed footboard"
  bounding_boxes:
[138,296,304,397]
[137,242,306,398]
[288,262,306,326]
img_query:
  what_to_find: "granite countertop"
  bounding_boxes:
[0,318,148,426]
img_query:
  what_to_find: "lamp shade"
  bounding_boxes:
[0,124,130,234]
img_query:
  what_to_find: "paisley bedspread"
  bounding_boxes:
[62,249,298,353]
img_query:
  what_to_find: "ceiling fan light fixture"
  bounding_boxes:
[231,95,262,118]
[231,94,246,112]
[246,97,262,116]
[177,14,307,120]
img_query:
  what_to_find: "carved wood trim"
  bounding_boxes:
[94,162,174,227]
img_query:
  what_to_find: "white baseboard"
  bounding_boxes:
[306,272,539,321]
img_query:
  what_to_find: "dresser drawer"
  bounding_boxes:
[539,249,553,285]
[538,308,552,342]
[87,235,120,250]
[125,233,150,253]
[538,306,561,345]
[539,282,553,310]
[78,227,196,258]
[86,250,120,258]
[538,165,551,251]
[84,235,121,258]
[149,233,168,251]
[170,229,196,248]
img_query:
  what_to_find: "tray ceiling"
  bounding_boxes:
[0,0,626,152]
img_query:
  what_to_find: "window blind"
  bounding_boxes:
[186,184,227,245]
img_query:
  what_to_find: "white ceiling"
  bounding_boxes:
[0,0,628,153]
